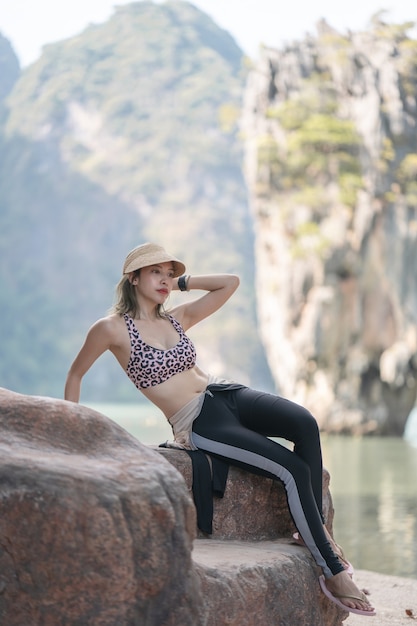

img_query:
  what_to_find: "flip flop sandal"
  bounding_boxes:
[319,575,376,616]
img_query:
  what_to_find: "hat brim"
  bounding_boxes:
[123,255,185,277]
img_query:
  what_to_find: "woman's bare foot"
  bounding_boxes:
[324,570,375,614]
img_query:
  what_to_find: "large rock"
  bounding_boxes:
[0,388,199,626]
[0,388,345,625]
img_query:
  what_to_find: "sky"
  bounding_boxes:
[0,0,416,68]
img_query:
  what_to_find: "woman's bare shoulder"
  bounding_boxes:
[89,313,126,340]
[101,312,126,325]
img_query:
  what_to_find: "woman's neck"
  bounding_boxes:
[133,301,162,321]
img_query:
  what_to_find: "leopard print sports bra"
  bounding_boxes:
[124,313,197,389]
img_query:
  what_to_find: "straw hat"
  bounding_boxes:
[122,242,186,277]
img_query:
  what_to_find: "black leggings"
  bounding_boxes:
[191,385,344,578]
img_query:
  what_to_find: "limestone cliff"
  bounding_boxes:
[243,17,417,435]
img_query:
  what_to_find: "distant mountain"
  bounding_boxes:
[0,1,272,400]
[0,33,19,101]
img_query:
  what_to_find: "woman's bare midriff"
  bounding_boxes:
[140,365,209,418]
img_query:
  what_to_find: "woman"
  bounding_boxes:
[65,242,375,617]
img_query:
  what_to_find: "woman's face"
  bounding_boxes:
[134,262,175,304]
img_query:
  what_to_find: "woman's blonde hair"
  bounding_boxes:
[111,270,165,318]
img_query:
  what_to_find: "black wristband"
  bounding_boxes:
[178,275,189,291]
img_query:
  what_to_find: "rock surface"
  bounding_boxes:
[243,17,417,435]
[0,388,199,626]
[0,388,345,625]
[192,539,344,626]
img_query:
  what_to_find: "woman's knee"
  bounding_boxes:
[294,406,320,437]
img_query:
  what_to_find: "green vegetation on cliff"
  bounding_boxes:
[263,82,363,212]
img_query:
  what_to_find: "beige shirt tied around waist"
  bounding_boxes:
[166,375,234,450]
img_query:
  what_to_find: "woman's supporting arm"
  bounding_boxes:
[64,318,114,402]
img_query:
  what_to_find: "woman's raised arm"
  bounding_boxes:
[171,273,240,331]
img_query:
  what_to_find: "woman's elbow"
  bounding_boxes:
[229,274,240,292]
